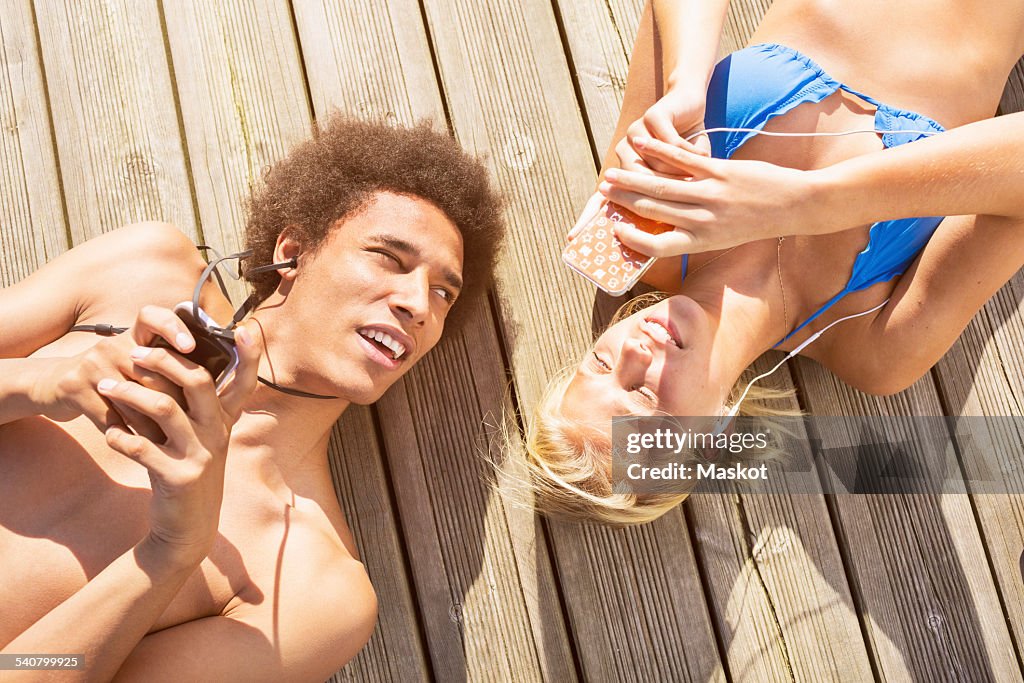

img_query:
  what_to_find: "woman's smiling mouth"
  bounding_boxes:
[642,318,682,348]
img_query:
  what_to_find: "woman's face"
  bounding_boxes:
[560,296,732,423]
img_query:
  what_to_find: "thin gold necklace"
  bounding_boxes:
[777,237,789,333]
[686,238,789,332]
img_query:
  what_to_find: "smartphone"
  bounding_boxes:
[153,302,240,391]
[562,200,673,295]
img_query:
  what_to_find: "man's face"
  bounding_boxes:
[280,192,464,404]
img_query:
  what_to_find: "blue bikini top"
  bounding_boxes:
[681,43,946,346]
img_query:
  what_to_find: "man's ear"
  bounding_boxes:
[273,227,302,281]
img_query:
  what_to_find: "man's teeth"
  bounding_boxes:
[360,330,406,359]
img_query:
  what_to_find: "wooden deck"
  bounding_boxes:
[3,1,1024,680]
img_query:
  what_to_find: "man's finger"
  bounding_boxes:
[81,396,127,436]
[97,379,193,447]
[132,305,195,355]
[218,324,262,422]
[128,364,186,407]
[613,222,697,259]
[129,346,220,427]
[105,424,162,471]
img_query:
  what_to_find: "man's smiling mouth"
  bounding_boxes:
[358,327,409,360]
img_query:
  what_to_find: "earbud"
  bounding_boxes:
[247,258,298,275]
[711,402,737,436]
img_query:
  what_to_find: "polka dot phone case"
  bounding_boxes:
[562,201,673,295]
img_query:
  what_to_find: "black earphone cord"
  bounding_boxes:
[69,246,338,401]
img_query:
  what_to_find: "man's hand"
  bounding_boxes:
[33,305,250,443]
[598,137,840,255]
[96,319,260,559]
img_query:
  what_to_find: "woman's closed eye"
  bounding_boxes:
[630,384,657,406]
[592,352,657,405]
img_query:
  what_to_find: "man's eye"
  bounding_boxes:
[592,351,612,371]
[369,249,403,267]
[433,287,456,304]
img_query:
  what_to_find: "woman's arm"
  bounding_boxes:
[821,209,1024,396]
[572,0,730,236]
[652,0,730,98]
[819,112,1024,225]
[613,0,731,164]
[602,113,1024,255]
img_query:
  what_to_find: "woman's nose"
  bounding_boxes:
[615,338,653,387]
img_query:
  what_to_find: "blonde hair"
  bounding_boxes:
[520,292,797,527]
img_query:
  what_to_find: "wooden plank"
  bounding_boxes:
[33,0,196,243]
[160,2,432,680]
[326,409,431,683]
[792,54,1024,682]
[295,1,577,679]
[930,272,1024,662]
[162,0,312,301]
[686,356,875,682]
[553,0,642,163]
[421,0,601,408]
[794,363,1021,681]
[378,300,577,681]
[292,0,445,125]
[923,58,1024,670]
[719,0,772,55]
[421,0,726,680]
[0,0,68,285]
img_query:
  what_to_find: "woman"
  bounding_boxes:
[525,0,1024,525]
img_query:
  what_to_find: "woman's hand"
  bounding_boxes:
[600,136,841,255]
[96,321,260,559]
[615,86,711,174]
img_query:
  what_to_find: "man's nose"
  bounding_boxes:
[615,338,653,387]
[391,272,431,325]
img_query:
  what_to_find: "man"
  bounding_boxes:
[0,118,504,680]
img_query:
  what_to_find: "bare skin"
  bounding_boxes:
[562,0,1024,419]
[0,191,464,680]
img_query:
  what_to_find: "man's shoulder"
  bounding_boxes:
[76,222,210,319]
[77,222,202,276]
[88,222,205,281]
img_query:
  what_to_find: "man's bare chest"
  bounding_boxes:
[0,415,287,645]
